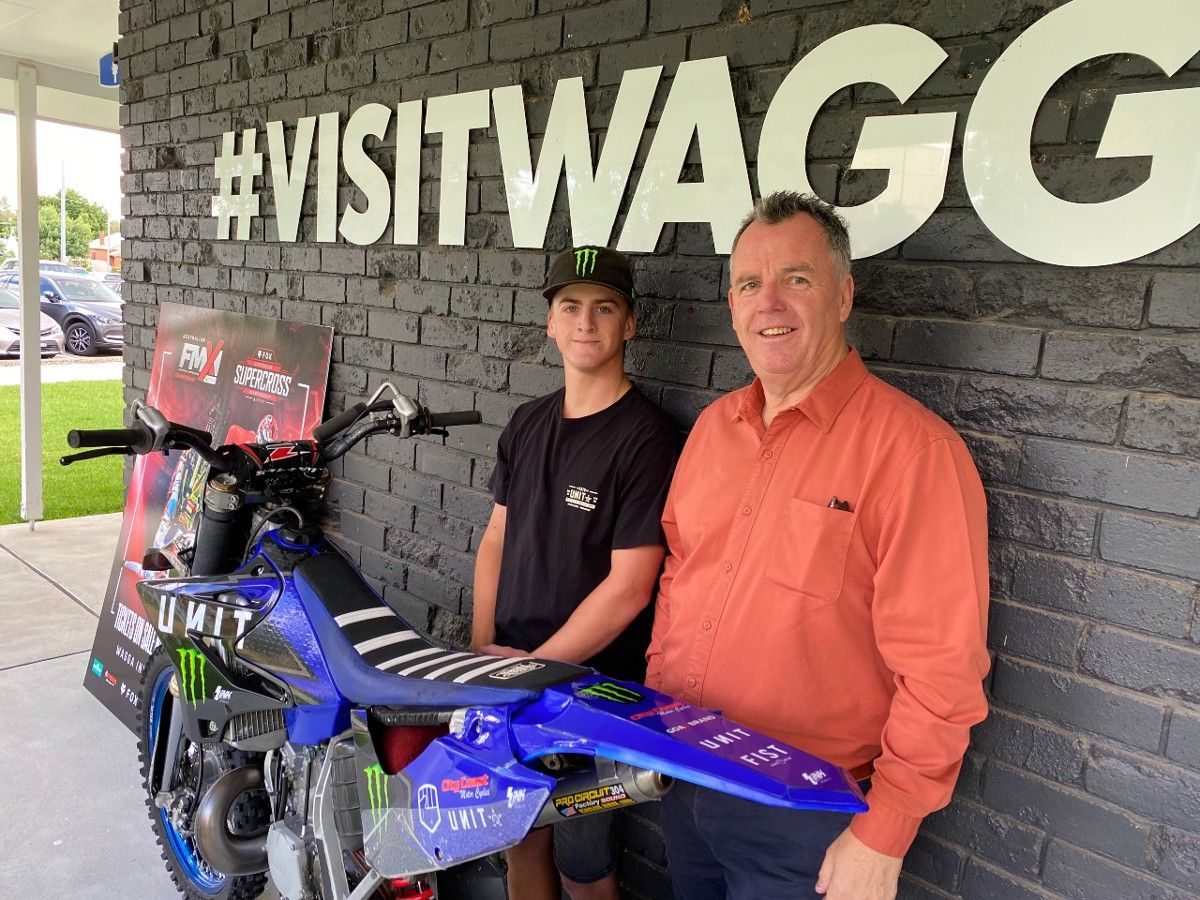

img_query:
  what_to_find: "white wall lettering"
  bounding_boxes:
[964,0,1200,266]
[266,116,315,243]
[339,103,393,246]
[221,1,1200,267]
[424,89,491,246]
[618,57,752,254]
[316,112,339,243]
[393,100,422,246]
[759,25,955,259]
[493,66,659,249]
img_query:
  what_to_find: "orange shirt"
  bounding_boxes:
[646,349,990,857]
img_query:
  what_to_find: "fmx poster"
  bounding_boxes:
[84,303,333,731]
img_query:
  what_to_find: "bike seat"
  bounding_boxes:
[292,552,586,708]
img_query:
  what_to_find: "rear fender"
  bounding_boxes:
[509,674,868,815]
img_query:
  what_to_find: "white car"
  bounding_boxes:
[0,259,76,274]
[0,287,64,356]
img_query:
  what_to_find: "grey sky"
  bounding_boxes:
[0,114,122,220]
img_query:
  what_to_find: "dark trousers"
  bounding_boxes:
[660,780,858,900]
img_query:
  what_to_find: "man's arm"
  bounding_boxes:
[644,489,681,690]
[531,544,665,664]
[470,503,506,652]
[819,437,990,899]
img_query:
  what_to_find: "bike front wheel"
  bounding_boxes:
[138,649,270,900]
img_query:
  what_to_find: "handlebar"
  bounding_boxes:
[425,410,482,428]
[311,402,366,442]
[61,395,480,476]
[67,428,144,449]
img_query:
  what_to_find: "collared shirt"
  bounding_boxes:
[647,349,990,857]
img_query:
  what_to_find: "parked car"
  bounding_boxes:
[0,287,65,357]
[0,259,75,274]
[71,266,90,276]
[0,272,122,356]
[100,273,123,288]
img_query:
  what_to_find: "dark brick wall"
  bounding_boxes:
[116,1,1200,897]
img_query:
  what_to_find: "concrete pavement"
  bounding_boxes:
[0,354,124,386]
[0,513,280,899]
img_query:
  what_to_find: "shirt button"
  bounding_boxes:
[687,677,697,688]
[763,450,773,459]
[723,562,733,572]
[741,505,751,515]
[703,620,712,630]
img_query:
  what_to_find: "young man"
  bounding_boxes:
[471,246,678,900]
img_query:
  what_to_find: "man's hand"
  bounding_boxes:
[815,827,902,899]
[478,643,525,658]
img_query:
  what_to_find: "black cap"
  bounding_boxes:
[543,246,635,305]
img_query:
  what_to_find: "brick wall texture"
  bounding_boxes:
[116,1,1200,897]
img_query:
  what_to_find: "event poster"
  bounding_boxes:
[84,303,333,731]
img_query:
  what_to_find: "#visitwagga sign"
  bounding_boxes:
[209,0,1200,267]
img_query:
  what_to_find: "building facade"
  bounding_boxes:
[116,0,1200,896]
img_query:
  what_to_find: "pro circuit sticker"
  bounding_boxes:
[554,783,636,818]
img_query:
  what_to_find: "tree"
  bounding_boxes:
[36,189,110,261]
[0,197,15,242]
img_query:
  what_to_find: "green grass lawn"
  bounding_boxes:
[0,380,127,525]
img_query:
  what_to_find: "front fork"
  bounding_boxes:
[150,671,184,801]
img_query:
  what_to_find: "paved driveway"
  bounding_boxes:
[0,354,123,387]
[0,514,280,899]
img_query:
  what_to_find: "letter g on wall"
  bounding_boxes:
[757,24,957,259]
[964,0,1200,266]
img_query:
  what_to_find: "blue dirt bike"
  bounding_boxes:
[63,385,866,899]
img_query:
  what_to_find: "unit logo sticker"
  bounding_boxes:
[416,783,441,834]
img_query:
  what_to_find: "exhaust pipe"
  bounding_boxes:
[532,761,673,829]
[193,766,269,876]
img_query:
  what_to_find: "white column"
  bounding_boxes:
[16,62,42,525]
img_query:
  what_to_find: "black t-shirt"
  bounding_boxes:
[489,385,679,681]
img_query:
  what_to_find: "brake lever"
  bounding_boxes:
[60,446,133,466]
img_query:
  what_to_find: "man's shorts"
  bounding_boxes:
[660,779,866,899]
[551,809,619,884]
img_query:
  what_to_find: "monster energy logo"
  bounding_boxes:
[576,682,642,704]
[176,648,207,704]
[364,763,389,832]
[574,247,598,276]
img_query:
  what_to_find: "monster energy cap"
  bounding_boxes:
[543,245,635,305]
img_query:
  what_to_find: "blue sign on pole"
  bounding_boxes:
[99,52,120,87]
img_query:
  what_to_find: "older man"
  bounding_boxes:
[646,193,990,899]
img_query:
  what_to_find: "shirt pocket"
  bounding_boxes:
[765,497,857,610]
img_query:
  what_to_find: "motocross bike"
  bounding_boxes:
[63,384,868,900]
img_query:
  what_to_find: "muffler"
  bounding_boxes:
[193,766,269,876]
[532,760,672,828]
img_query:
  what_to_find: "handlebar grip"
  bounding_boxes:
[172,423,213,446]
[312,402,366,442]
[67,427,144,449]
[425,410,482,428]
